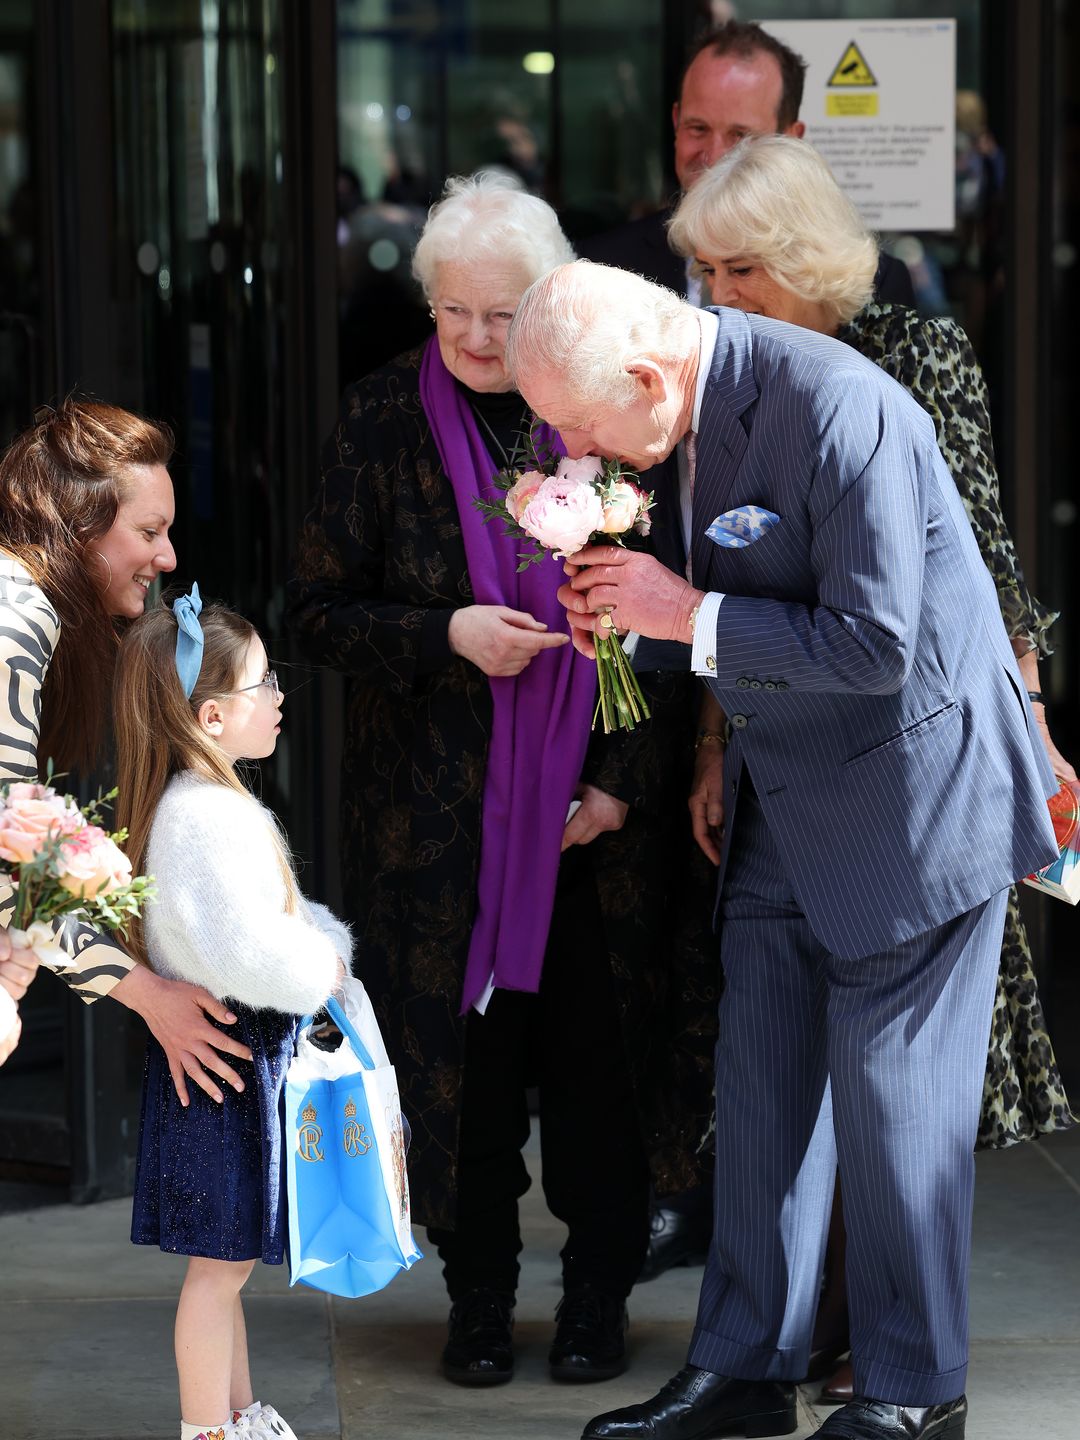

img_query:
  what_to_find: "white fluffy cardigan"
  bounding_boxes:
[143,771,348,1015]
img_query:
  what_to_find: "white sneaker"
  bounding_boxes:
[251,1405,300,1440]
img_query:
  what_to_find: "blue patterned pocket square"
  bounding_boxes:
[705,505,781,549]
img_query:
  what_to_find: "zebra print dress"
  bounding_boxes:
[0,555,134,1000]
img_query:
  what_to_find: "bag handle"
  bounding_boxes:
[298,994,377,1070]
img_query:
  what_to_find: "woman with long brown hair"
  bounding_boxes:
[0,398,252,1096]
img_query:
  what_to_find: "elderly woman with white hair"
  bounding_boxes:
[668,132,1077,1400]
[288,172,716,1389]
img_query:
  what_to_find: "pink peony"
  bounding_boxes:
[505,469,546,523]
[55,825,133,899]
[4,782,50,801]
[556,455,605,486]
[0,790,74,866]
[519,476,605,556]
[600,481,644,535]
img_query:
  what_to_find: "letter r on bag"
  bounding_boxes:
[297,1120,325,1163]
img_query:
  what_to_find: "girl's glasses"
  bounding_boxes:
[232,669,282,699]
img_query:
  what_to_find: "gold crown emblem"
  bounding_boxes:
[344,1096,356,1118]
[301,1102,317,1123]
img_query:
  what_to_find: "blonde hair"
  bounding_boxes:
[411,170,575,301]
[114,596,298,961]
[506,260,694,413]
[0,398,174,772]
[667,135,878,328]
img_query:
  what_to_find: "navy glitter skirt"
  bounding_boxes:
[131,1005,298,1263]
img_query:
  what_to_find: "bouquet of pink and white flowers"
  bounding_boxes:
[475,441,654,732]
[0,768,153,964]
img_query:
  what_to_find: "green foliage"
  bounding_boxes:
[1,769,155,938]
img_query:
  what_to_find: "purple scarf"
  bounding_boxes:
[419,339,596,1014]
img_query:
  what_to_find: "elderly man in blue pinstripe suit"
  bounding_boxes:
[506,262,1058,1440]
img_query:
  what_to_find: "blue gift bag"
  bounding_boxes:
[284,991,422,1298]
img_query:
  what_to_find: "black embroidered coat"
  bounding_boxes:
[287,348,718,1229]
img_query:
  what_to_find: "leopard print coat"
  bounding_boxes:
[837,303,1075,1148]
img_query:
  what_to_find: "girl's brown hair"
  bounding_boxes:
[113,596,298,961]
[0,398,174,773]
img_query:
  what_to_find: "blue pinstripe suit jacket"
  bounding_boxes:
[694,309,1058,959]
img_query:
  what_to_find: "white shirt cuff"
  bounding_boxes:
[691,592,725,676]
[472,971,496,1016]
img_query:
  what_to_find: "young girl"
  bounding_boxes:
[115,587,349,1440]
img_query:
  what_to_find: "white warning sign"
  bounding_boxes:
[764,19,956,232]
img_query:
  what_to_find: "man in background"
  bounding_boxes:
[581,20,913,305]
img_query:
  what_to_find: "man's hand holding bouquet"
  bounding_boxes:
[475,442,654,732]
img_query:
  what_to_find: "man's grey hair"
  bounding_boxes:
[506,261,693,413]
[411,171,575,301]
[668,135,878,327]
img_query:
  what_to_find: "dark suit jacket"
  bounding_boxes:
[690,309,1057,957]
[579,207,915,307]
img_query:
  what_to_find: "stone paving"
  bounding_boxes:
[1,1129,1078,1438]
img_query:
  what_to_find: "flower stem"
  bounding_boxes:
[593,634,651,733]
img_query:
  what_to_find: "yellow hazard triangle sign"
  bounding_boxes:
[828,41,877,87]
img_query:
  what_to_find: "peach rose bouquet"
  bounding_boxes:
[475,436,654,733]
[0,768,153,963]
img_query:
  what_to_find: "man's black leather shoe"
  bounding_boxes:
[549,1284,628,1381]
[441,1288,515,1385]
[638,1207,710,1282]
[581,1365,797,1438]
[816,1397,967,1439]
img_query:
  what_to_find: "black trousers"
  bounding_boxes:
[427,845,650,1303]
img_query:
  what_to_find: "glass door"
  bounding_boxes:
[111,0,289,631]
[0,0,41,447]
[2,0,324,1203]
[335,0,668,382]
[0,0,68,1199]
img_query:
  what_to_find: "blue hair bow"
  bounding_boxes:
[172,583,204,698]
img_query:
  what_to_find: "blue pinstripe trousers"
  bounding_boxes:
[688,779,1007,1407]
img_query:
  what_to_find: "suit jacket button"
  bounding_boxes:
[749,679,762,689]
[736,677,749,688]
[777,681,790,691]
[764,681,776,691]
[730,713,748,729]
